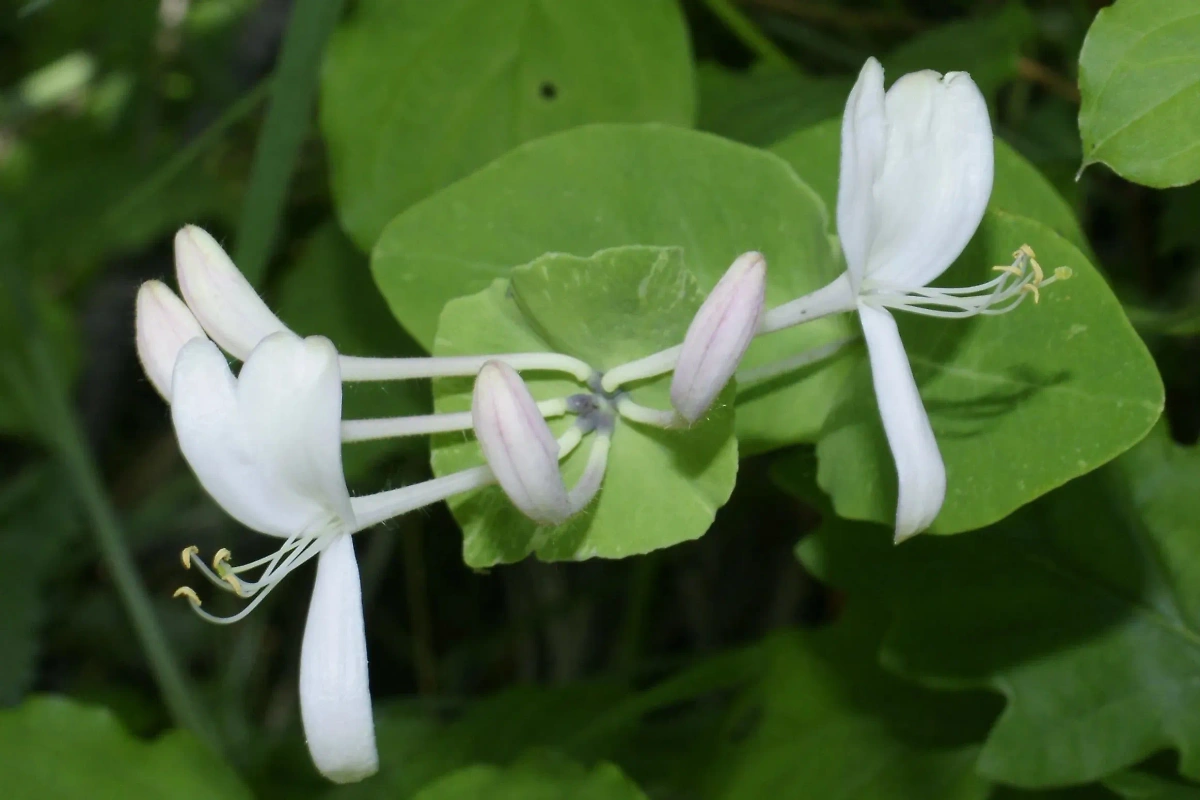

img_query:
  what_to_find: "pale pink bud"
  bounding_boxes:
[174,225,290,360]
[135,280,207,401]
[472,361,570,525]
[670,251,767,423]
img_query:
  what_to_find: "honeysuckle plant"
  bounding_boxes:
[133,57,1080,786]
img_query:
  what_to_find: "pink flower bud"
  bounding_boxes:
[472,361,570,525]
[670,251,767,423]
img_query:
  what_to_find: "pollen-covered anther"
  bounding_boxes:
[992,264,1023,278]
[1021,282,1041,304]
[222,573,246,596]
[173,586,201,605]
[181,545,199,569]
[212,548,232,571]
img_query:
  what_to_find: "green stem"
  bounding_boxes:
[234,0,347,285]
[107,80,271,225]
[703,0,793,69]
[1,266,221,752]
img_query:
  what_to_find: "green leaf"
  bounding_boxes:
[706,612,997,800]
[321,0,696,251]
[412,757,648,800]
[430,246,737,567]
[1104,772,1200,800]
[882,2,1035,101]
[1078,0,1200,188]
[815,211,1160,533]
[0,696,253,798]
[696,62,850,147]
[273,221,430,481]
[327,682,633,799]
[771,118,1089,254]
[374,124,852,452]
[789,422,1200,787]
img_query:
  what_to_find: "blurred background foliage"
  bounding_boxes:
[0,0,1197,797]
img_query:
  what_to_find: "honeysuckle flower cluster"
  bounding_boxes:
[134,56,1069,785]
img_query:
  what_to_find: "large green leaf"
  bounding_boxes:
[706,612,996,800]
[788,422,1200,787]
[430,246,737,567]
[814,212,1160,533]
[770,118,1089,254]
[374,124,852,452]
[1078,0,1200,188]
[273,221,430,481]
[412,758,647,800]
[320,0,695,251]
[0,696,253,798]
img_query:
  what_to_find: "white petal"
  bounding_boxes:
[864,70,993,288]
[170,337,341,537]
[472,361,571,525]
[857,304,945,542]
[299,534,378,784]
[174,226,291,360]
[135,281,206,401]
[237,332,354,525]
[837,57,887,281]
[670,251,766,423]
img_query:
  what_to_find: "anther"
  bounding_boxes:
[221,573,245,597]
[1021,283,1041,304]
[212,548,232,572]
[180,545,199,569]
[173,586,201,605]
[992,264,1023,278]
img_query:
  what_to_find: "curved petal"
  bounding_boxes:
[237,332,354,526]
[857,304,945,542]
[864,70,993,288]
[175,226,291,360]
[171,339,323,537]
[135,281,206,401]
[671,251,766,423]
[837,57,886,281]
[472,361,570,525]
[299,534,378,784]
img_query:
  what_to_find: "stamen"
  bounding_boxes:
[173,586,201,605]
[212,548,232,571]
[180,545,199,569]
[864,243,1069,319]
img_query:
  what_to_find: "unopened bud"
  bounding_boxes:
[174,225,291,360]
[135,280,207,401]
[670,251,767,423]
[472,361,571,525]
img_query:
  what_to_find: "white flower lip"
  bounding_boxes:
[174,225,291,361]
[300,533,378,784]
[472,360,571,525]
[134,280,207,401]
[670,251,767,424]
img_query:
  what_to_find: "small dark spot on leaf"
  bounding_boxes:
[539,81,557,100]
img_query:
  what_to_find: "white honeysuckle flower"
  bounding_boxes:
[472,361,613,524]
[134,280,206,400]
[670,251,767,424]
[757,57,1069,542]
[170,330,376,782]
